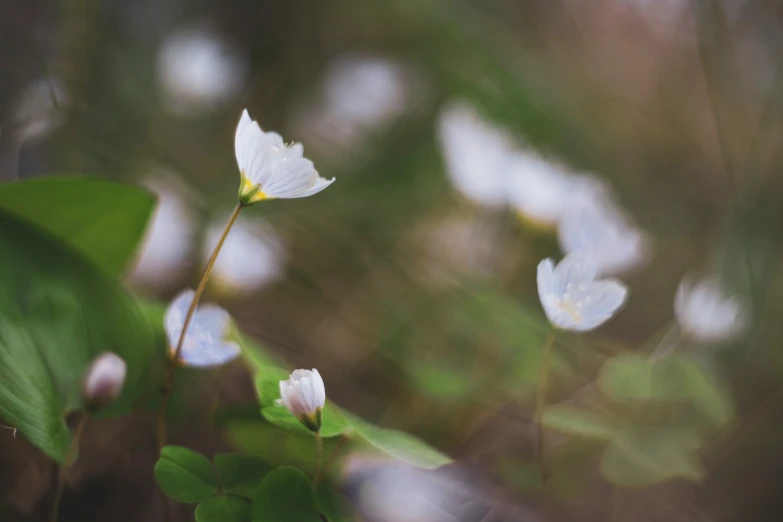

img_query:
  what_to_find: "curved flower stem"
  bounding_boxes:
[156,203,243,454]
[313,431,323,486]
[49,413,88,522]
[534,329,556,484]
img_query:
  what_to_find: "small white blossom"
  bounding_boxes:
[323,54,416,131]
[507,150,609,228]
[278,369,326,432]
[12,77,68,142]
[83,352,127,411]
[558,200,650,276]
[164,289,240,367]
[537,252,628,331]
[158,25,246,115]
[437,101,515,208]
[129,175,196,290]
[235,109,334,205]
[202,215,284,296]
[675,277,747,342]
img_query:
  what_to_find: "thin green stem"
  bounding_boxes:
[534,329,556,484]
[49,414,88,522]
[313,431,323,486]
[156,202,243,454]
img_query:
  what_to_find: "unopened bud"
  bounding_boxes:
[83,352,127,411]
[278,369,325,433]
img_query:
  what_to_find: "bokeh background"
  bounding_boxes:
[2,0,783,521]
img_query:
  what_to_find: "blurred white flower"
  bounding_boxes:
[437,101,516,208]
[12,77,68,142]
[507,150,609,228]
[324,54,416,131]
[83,352,127,411]
[278,369,325,432]
[236,109,334,205]
[164,289,240,367]
[129,175,196,290]
[158,25,246,115]
[558,200,650,276]
[675,277,747,342]
[349,460,464,522]
[287,54,421,163]
[203,214,284,296]
[537,252,628,331]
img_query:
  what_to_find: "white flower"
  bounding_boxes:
[537,252,628,331]
[558,200,650,276]
[235,109,334,205]
[202,215,284,296]
[675,277,747,342]
[507,150,609,228]
[323,54,415,131]
[129,175,196,290]
[278,369,326,432]
[437,101,516,208]
[83,352,127,411]
[12,77,68,142]
[158,25,246,115]
[164,289,240,367]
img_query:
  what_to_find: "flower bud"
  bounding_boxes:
[83,352,127,411]
[278,369,325,432]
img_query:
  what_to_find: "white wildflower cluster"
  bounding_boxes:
[438,100,650,278]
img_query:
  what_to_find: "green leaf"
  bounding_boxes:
[214,453,272,499]
[542,406,617,439]
[196,495,252,522]
[599,425,705,487]
[251,467,321,522]
[155,446,219,503]
[261,402,348,439]
[347,414,450,469]
[316,484,355,522]
[599,354,734,428]
[0,176,155,274]
[0,211,156,461]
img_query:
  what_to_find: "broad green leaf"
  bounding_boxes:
[0,211,155,461]
[196,495,251,522]
[214,453,272,499]
[316,484,355,522]
[599,425,705,487]
[252,466,321,522]
[261,402,348,439]
[0,176,155,274]
[155,445,218,503]
[346,413,450,469]
[542,406,617,439]
[599,354,733,427]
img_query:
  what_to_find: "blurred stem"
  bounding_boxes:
[49,413,88,522]
[534,329,556,484]
[322,435,348,476]
[649,324,681,361]
[313,431,323,486]
[156,203,243,454]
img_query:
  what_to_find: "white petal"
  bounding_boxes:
[536,259,557,300]
[289,176,336,199]
[179,341,240,367]
[577,280,628,330]
[553,251,597,295]
[311,368,326,407]
[164,289,195,348]
[194,304,232,338]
